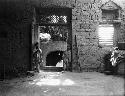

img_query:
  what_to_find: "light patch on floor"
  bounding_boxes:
[28,72,75,86]
[0,72,124,96]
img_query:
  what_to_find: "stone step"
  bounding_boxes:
[41,66,64,72]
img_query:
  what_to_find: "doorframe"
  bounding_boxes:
[30,7,73,71]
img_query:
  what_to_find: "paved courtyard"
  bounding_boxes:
[0,71,124,96]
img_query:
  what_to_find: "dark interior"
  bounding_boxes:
[46,51,63,66]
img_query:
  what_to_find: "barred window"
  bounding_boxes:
[98,24,114,46]
[37,8,71,42]
[40,15,67,24]
[37,8,71,25]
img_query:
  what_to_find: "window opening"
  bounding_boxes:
[39,26,68,42]
[98,24,114,46]
[38,8,71,43]
[40,15,67,24]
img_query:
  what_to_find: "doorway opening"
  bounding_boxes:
[31,7,72,71]
[46,51,64,66]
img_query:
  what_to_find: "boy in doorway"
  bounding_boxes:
[32,42,42,73]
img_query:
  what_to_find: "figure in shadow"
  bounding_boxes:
[32,42,42,73]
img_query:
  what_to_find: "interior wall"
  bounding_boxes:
[0,0,33,78]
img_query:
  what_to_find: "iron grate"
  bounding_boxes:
[40,15,67,24]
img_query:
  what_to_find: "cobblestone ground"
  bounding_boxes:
[0,71,124,96]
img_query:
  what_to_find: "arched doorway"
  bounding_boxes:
[46,51,64,66]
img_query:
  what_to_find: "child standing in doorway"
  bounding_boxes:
[32,42,42,73]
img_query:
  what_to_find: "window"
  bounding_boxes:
[102,9,119,20]
[37,8,71,42]
[39,26,68,41]
[98,24,114,46]
[99,1,121,47]
[40,15,67,24]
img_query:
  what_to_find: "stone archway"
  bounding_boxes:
[40,41,67,67]
[46,51,64,66]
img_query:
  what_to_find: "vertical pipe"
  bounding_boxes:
[70,8,73,72]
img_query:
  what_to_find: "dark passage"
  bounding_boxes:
[46,51,63,66]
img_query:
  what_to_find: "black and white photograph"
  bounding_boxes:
[0,0,125,96]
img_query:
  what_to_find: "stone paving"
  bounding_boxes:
[0,71,124,96]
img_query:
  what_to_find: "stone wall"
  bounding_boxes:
[39,0,125,71]
[40,41,67,66]
[72,0,125,71]
[72,0,105,71]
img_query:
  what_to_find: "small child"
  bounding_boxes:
[32,42,42,73]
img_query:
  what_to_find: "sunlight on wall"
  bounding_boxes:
[98,24,114,46]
